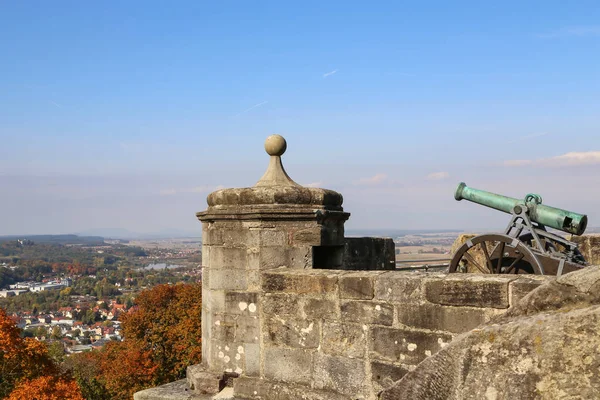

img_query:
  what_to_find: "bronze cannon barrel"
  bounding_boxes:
[455,182,588,236]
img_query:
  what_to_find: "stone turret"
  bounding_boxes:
[195,135,350,382]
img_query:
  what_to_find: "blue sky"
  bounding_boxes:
[1,1,599,235]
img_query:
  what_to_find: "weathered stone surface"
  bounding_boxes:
[371,361,409,393]
[508,276,549,306]
[341,300,393,326]
[243,343,260,377]
[572,234,600,265]
[209,247,248,269]
[211,314,236,342]
[264,317,320,348]
[133,379,211,400]
[321,322,367,358]
[425,275,513,309]
[370,326,452,365]
[208,269,248,291]
[262,293,301,316]
[302,298,339,320]
[395,303,491,334]
[186,365,221,394]
[234,316,260,343]
[313,353,366,396]
[374,272,440,303]
[233,377,348,400]
[262,270,339,294]
[224,292,259,315]
[263,347,313,384]
[381,266,600,400]
[339,272,379,299]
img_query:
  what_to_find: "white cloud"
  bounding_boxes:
[323,69,338,78]
[548,151,600,166]
[426,171,449,181]
[354,173,387,185]
[503,159,534,167]
[304,181,323,188]
[504,151,600,168]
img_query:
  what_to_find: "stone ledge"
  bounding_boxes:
[133,380,213,400]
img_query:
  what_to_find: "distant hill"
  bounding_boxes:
[345,229,463,238]
[76,228,200,240]
[0,234,105,245]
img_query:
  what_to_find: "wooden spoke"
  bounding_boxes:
[480,242,494,272]
[496,242,506,273]
[463,251,489,274]
[504,253,524,274]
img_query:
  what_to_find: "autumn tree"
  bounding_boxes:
[0,307,82,399]
[7,375,84,400]
[120,283,202,382]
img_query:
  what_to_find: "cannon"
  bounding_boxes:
[449,182,588,276]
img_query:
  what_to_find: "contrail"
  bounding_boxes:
[323,69,338,78]
[50,101,63,109]
[232,101,268,118]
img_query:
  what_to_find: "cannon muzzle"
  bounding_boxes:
[455,182,588,236]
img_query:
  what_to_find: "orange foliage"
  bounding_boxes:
[7,375,84,400]
[0,308,57,397]
[0,308,81,399]
[98,340,159,400]
[121,283,202,381]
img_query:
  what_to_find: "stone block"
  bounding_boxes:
[374,272,435,303]
[203,289,225,313]
[259,229,288,246]
[211,314,236,342]
[341,300,393,326]
[321,322,367,358]
[186,364,221,394]
[292,228,321,246]
[225,292,259,315]
[312,353,366,396]
[263,347,312,384]
[510,276,548,306]
[258,247,290,270]
[262,293,301,316]
[234,315,260,343]
[302,298,340,320]
[339,272,379,299]
[370,361,409,393]
[233,377,349,400]
[262,270,339,295]
[208,269,247,291]
[265,317,320,349]
[287,246,312,269]
[370,326,452,365]
[425,275,512,309]
[395,303,490,334]
[243,343,260,377]
[209,247,248,269]
[210,340,245,374]
[134,379,207,400]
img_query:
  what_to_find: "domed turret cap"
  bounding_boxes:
[206,135,344,209]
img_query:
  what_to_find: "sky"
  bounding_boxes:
[1,1,599,236]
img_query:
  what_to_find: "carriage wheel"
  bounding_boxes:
[449,234,544,275]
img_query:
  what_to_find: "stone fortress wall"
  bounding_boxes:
[135,135,596,400]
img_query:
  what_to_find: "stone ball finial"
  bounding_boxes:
[264,134,287,156]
